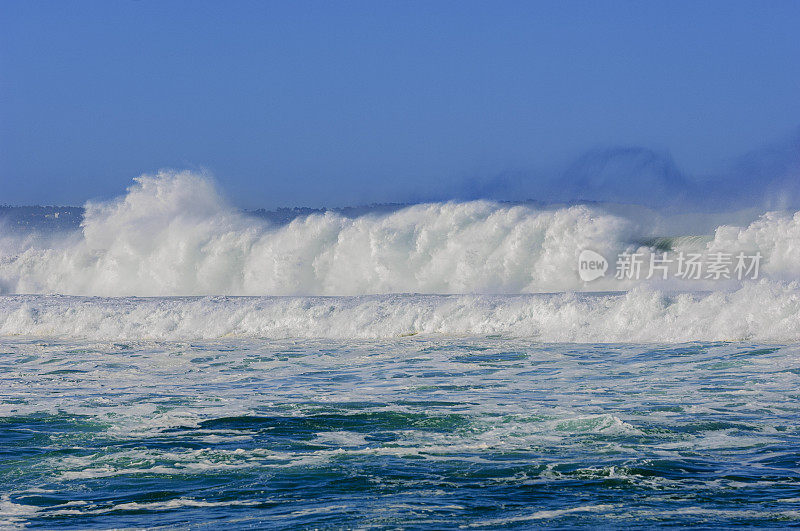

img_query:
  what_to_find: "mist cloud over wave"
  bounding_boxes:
[453,128,800,211]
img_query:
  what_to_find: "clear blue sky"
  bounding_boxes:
[2,0,799,208]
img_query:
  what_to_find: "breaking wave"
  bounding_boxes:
[2,170,800,296]
[1,170,799,342]
[2,171,637,296]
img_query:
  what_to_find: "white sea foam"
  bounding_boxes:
[2,170,799,297]
[0,280,798,342]
[709,210,800,280]
[462,504,616,527]
[0,171,638,296]
[1,171,799,342]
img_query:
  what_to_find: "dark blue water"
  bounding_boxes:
[1,338,798,528]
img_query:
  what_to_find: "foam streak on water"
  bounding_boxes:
[0,287,799,343]
[0,337,799,528]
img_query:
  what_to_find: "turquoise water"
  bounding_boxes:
[1,337,799,528]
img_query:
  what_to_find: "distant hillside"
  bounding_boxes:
[245,203,410,225]
[0,204,413,232]
[1,200,592,233]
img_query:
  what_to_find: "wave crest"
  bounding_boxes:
[1,171,632,296]
[1,170,800,298]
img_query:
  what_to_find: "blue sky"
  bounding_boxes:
[1,0,799,208]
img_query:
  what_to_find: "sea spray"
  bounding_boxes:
[1,171,634,295]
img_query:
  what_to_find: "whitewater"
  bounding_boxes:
[1,170,800,342]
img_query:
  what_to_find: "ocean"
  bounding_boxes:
[2,335,799,528]
[1,172,799,528]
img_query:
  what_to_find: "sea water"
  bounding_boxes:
[1,334,798,528]
[1,172,800,528]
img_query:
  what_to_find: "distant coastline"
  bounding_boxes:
[1,201,556,231]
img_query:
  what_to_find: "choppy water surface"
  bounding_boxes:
[1,337,798,528]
